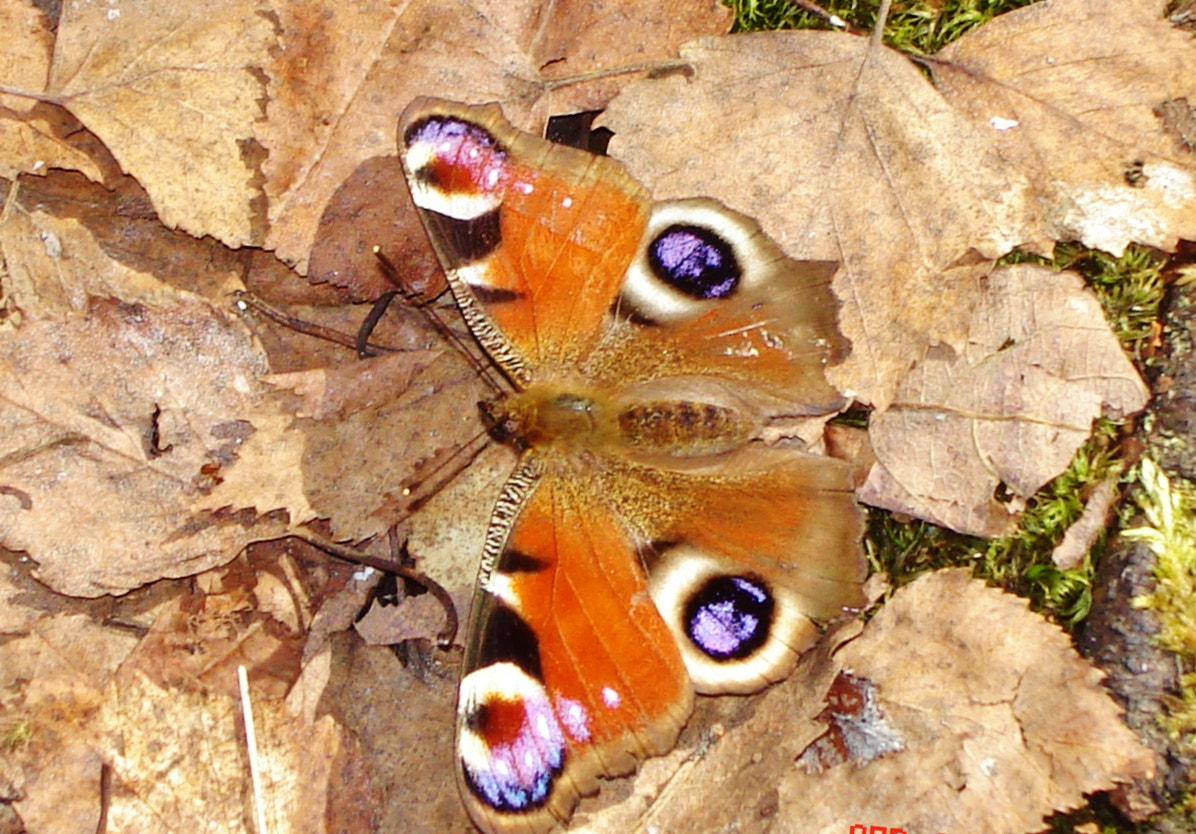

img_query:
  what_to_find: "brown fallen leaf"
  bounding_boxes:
[2,547,379,834]
[115,545,348,701]
[858,264,1148,537]
[555,570,1153,833]
[92,671,375,834]
[45,0,276,247]
[0,210,307,596]
[354,590,449,646]
[407,441,521,594]
[0,561,141,833]
[269,347,488,542]
[312,632,468,831]
[12,170,255,303]
[0,4,104,183]
[773,569,1155,834]
[260,0,731,278]
[600,30,1043,410]
[930,0,1196,255]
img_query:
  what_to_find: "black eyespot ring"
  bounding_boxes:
[647,224,741,300]
[683,574,774,661]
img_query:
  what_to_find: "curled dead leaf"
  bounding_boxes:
[859,265,1148,537]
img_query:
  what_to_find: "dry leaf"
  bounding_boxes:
[858,265,1148,537]
[268,347,487,541]
[770,570,1155,834]
[600,31,1042,409]
[9,171,253,302]
[260,0,730,277]
[0,4,104,182]
[407,441,520,594]
[1,552,376,834]
[354,591,447,646]
[931,0,1196,255]
[0,563,140,832]
[314,634,468,831]
[46,0,276,246]
[93,671,374,834]
[0,210,308,595]
[554,571,1153,833]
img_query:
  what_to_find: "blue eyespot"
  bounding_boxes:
[404,115,505,160]
[647,224,741,300]
[684,575,774,660]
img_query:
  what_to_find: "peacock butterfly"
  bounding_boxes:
[397,97,866,833]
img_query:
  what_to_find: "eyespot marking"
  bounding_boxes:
[620,198,762,324]
[684,575,774,660]
[458,663,565,813]
[648,224,741,300]
[403,115,509,220]
[647,545,818,694]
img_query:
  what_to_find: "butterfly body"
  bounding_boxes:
[398,98,866,834]
[482,379,760,460]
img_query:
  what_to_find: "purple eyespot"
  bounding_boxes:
[684,575,774,660]
[647,224,741,300]
[404,115,504,157]
[458,665,566,814]
[403,115,508,193]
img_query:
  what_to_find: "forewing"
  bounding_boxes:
[457,457,692,834]
[398,98,651,379]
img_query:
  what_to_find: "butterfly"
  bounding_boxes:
[397,97,866,833]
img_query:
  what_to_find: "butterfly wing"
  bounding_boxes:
[597,197,849,414]
[399,98,651,380]
[600,447,866,695]
[457,444,864,833]
[457,456,692,834]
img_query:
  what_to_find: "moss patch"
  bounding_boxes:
[1127,458,1196,809]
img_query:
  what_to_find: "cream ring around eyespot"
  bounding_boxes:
[647,545,817,695]
[404,141,504,221]
[621,198,779,324]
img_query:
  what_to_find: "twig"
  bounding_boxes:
[231,290,397,355]
[295,532,459,647]
[238,665,270,834]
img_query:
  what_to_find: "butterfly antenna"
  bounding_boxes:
[372,247,507,396]
[397,426,494,516]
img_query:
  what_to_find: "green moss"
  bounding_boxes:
[1127,459,1196,781]
[727,0,1038,52]
[1007,243,1168,363]
[1,715,32,752]
[868,419,1126,624]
